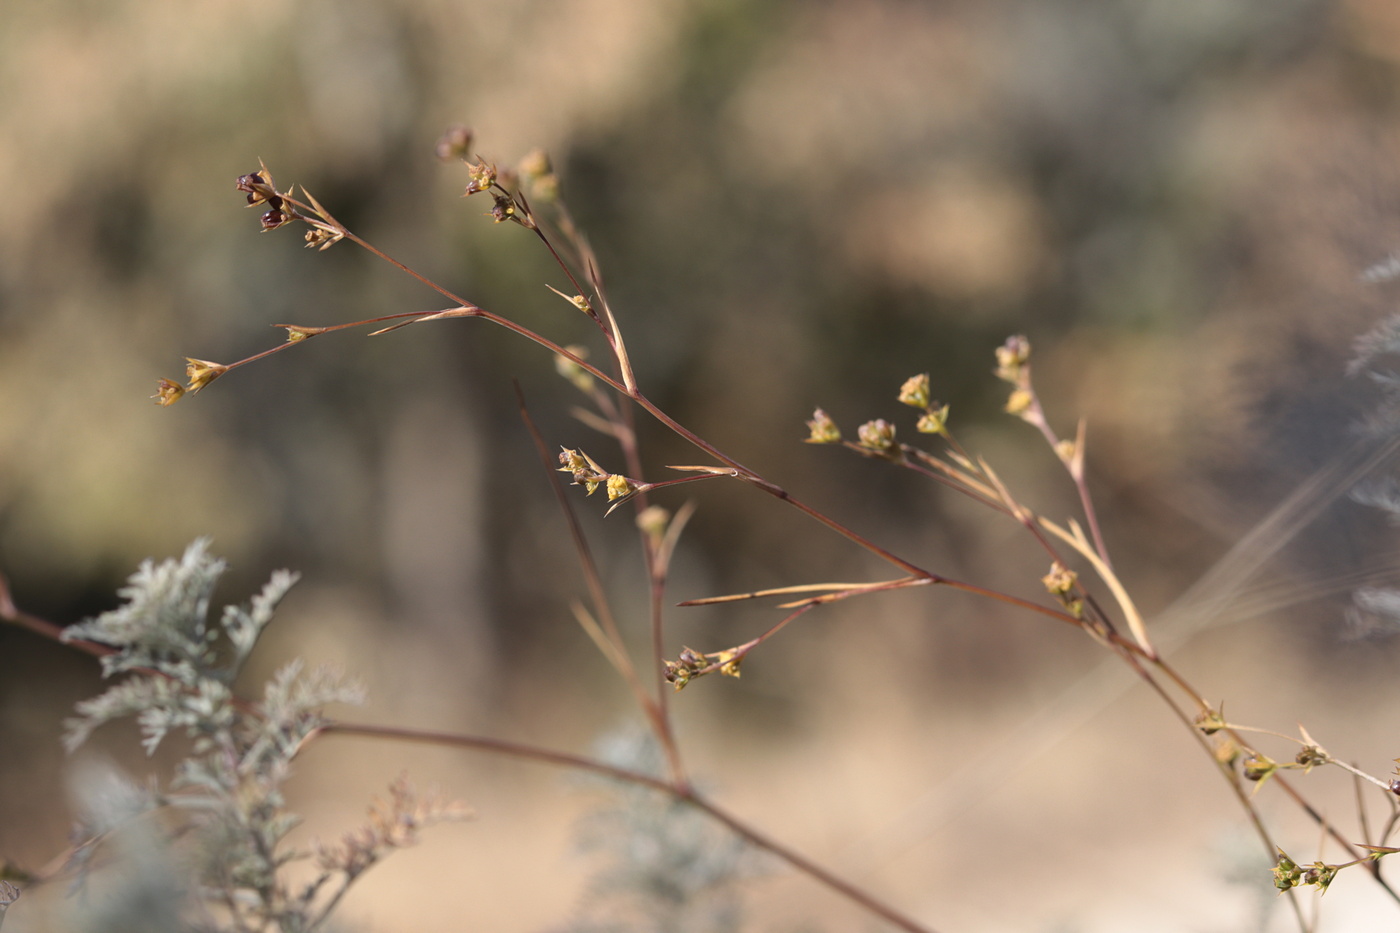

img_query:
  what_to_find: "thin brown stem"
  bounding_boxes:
[516,386,647,698]
[1140,650,1400,903]
[287,209,1080,631]
[317,720,674,790]
[682,791,940,933]
[277,188,1386,926]
[1019,385,1111,569]
[1272,773,1400,903]
[1,575,116,662]
[1111,647,1309,930]
[315,720,940,933]
[690,603,818,677]
[645,548,682,783]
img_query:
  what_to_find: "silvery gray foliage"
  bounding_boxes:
[1349,475,1400,524]
[1348,312,1400,414]
[55,541,371,933]
[565,728,762,933]
[62,538,294,685]
[1360,255,1400,284]
[1346,586,1400,639]
[1348,473,1400,637]
[0,880,18,931]
[60,761,185,933]
[60,539,321,754]
[1345,316,1400,638]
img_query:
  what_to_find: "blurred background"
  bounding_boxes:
[7,0,1400,930]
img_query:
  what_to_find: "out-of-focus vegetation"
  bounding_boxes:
[8,1,1400,930]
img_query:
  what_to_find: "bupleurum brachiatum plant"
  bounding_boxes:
[7,126,1400,932]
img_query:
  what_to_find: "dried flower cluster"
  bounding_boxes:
[32,126,1400,932]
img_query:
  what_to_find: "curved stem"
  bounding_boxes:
[1142,650,1400,906]
[297,208,1085,628]
[315,720,940,933]
[1111,648,1309,930]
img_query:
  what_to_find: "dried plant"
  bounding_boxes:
[6,127,1400,933]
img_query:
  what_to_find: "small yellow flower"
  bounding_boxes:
[557,447,606,495]
[804,408,841,444]
[555,352,594,392]
[152,378,185,406]
[898,373,931,409]
[856,419,897,453]
[518,148,553,180]
[546,285,593,318]
[636,505,670,543]
[530,174,560,203]
[714,649,743,678]
[1041,562,1077,596]
[558,447,588,474]
[276,324,327,342]
[185,358,229,393]
[1005,388,1033,416]
[435,125,473,162]
[994,334,1031,382]
[463,159,497,196]
[916,404,949,435]
[606,473,638,501]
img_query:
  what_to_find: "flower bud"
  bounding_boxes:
[463,159,497,196]
[856,419,897,453]
[1273,851,1301,891]
[518,148,553,180]
[260,207,290,231]
[489,193,517,223]
[898,373,931,409]
[235,167,279,206]
[185,358,229,393]
[1041,562,1077,596]
[636,505,670,543]
[1005,388,1033,416]
[1242,754,1276,782]
[435,125,474,162]
[995,334,1031,382]
[804,408,841,444]
[606,474,638,501]
[152,378,185,406]
[916,404,949,435]
[1193,706,1225,735]
[557,447,605,495]
[554,346,595,392]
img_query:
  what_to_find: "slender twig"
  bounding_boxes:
[1109,644,1309,929]
[513,384,686,786]
[314,720,940,933]
[245,207,1081,634]
[1018,383,1111,569]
